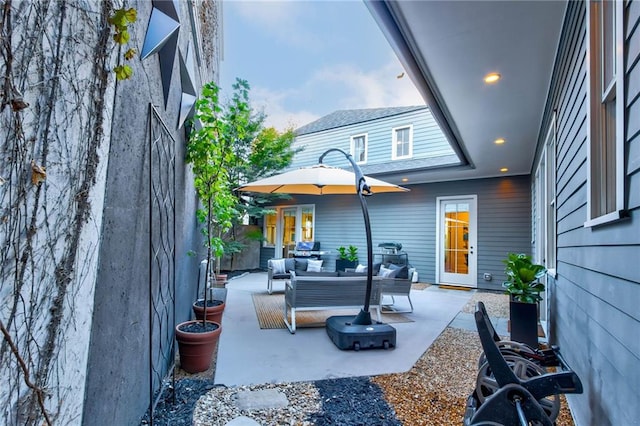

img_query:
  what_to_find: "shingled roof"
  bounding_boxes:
[295,106,427,136]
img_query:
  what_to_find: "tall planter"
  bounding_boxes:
[335,259,358,272]
[175,320,221,373]
[509,300,538,348]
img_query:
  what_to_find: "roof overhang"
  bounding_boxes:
[366,0,567,185]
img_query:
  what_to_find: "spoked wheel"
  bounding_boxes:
[475,355,560,423]
[477,340,538,368]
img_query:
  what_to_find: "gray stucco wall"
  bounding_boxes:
[82,1,220,424]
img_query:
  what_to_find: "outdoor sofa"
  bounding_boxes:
[283,270,385,333]
[267,257,337,294]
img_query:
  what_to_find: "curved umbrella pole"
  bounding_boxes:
[319,148,373,325]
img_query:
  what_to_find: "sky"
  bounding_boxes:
[219,0,425,132]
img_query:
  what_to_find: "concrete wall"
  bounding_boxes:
[0,2,117,424]
[0,0,220,424]
[81,1,221,424]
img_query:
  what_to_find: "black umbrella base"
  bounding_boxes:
[326,315,396,351]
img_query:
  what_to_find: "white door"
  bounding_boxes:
[437,196,477,288]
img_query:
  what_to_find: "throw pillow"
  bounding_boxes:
[355,264,367,273]
[271,258,286,274]
[388,263,409,279]
[284,258,296,272]
[294,258,308,272]
[378,265,394,277]
[306,259,323,272]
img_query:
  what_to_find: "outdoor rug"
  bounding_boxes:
[252,293,414,329]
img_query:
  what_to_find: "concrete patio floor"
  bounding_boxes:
[213,272,496,386]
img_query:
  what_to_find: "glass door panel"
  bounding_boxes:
[439,196,477,287]
[282,208,297,258]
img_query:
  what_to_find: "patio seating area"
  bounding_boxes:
[213,272,477,386]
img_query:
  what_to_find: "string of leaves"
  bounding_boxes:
[108,7,137,80]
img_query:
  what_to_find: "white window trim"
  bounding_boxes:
[350,133,368,164]
[391,125,413,160]
[262,204,316,249]
[544,113,557,272]
[585,0,625,227]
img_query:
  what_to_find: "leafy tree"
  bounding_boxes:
[187,78,300,276]
[186,82,240,287]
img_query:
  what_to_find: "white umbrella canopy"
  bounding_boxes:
[236,164,409,195]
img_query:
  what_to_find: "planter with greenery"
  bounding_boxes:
[176,81,242,372]
[336,245,359,271]
[177,79,299,372]
[502,252,546,348]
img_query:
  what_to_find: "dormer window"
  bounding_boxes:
[392,125,413,160]
[350,134,367,164]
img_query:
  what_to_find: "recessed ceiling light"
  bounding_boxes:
[500,167,509,173]
[484,73,501,84]
[401,178,409,182]
[494,138,505,145]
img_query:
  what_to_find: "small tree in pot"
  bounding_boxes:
[502,253,546,348]
[176,81,242,373]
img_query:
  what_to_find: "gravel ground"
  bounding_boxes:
[146,289,576,425]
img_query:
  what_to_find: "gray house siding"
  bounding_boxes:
[293,108,454,168]
[538,2,640,425]
[262,175,530,291]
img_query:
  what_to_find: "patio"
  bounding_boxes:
[213,272,490,386]
[169,272,580,426]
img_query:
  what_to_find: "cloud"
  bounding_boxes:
[250,86,321,132]
[230,1,321,49]
[310,55,426,109]
[244,54,425,132]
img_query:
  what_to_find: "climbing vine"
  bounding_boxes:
[108,7,137,80]
[0,0,118,424]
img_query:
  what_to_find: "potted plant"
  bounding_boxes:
[502,252,546,348]
[176,81,242,373]
[335,245,359,271]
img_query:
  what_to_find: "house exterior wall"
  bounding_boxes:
[537,1,640,424]
[261,175,531,291]
[293,107,455,168]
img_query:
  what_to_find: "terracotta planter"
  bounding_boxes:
[175,320,221,373]
[211,274,228,288]
[192,299,226,323]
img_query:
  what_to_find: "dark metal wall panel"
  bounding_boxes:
[539,1,640,424]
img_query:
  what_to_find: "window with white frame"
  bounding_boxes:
[545,120,557,273]
[392,125,413,159]
[586,0,625,226]
[350,134,367,163]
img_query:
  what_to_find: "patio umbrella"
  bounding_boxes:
[237,148,409,327]
[236,163,409,195]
